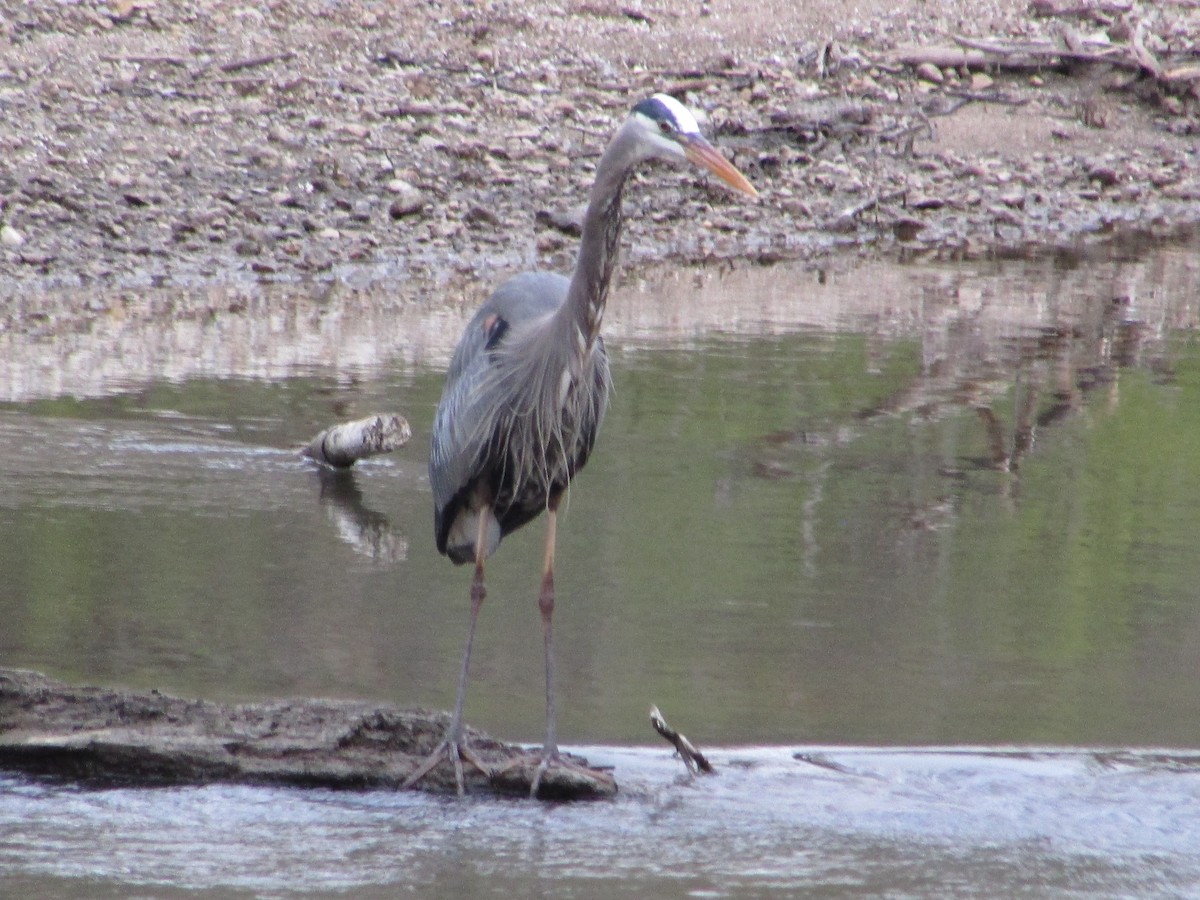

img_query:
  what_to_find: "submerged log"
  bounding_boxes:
[0,669,615,800]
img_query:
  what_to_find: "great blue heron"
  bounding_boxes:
[407,93,757,797]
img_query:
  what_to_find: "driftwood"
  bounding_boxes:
[649,705,714,775]
[301,413,412,468]
[0,669,616,800]
[890,15,1200,97]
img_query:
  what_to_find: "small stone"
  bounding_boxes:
[1161,96,1184,117]
[1088,166,1120,188]
[892,217,926,241]
[387,180,425,218]
[535,204,585,236]
[267,124,304,149]
[1000,190,1026,209]
[464,204,500,227]
[971,72,994,90]
[339,122,370,140]
[0,224,24,247]
[915,62,943,84]
[910,195,946,211]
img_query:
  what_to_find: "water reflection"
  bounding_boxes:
[314,467,408,563]
[1,241,1199,892]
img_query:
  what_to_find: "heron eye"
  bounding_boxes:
[658,119,675,135]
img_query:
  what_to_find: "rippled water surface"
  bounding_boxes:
[2,239,1199,895]
[4,746,1200,898]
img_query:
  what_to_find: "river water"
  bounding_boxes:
[1,237,1199,896]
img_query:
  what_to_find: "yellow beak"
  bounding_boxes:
[682,135,758,198]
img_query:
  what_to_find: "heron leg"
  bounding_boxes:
[530,495,562,797]
[520,495,616,799]
[402,513,493,795]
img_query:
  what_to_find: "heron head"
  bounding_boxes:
[627,94,758,198]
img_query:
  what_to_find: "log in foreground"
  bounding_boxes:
[0,669,615,800]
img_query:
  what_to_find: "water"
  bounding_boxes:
[1,238,1199,895]
[3,747,1200,898]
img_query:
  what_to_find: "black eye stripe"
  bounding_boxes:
[632,95,676,130]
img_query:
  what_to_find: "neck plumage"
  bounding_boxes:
[558,129,634,354]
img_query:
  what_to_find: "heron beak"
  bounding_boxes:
[682,135,758,198]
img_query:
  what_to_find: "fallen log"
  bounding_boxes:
[0,669,616,800]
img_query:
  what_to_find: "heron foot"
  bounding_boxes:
[492,747,617,800]
[402,737,492,796]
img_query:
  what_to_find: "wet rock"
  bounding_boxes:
[0,224,24,248]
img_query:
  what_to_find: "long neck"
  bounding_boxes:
[559,129,635,351]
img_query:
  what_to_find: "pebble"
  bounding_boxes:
[915,63,943,84]
[893,217,926,241]
[999,191,1026,209]
[536,205,584,235]
[267,124,305,149]
[387,180,425,218]
[910,195,946,211]
[1,224,24,247]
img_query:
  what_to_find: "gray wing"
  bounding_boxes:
[429,271,570,555]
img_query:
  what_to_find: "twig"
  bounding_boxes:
[1029,0,1133,18]
[826,189,907,232]
[942,89,1030,106]
[100,54,188,68]
[952,34,1115,56]
[219,51,297,74]
[1129,19,1164,79]
[649,705,714,775]
[892,39,1127,72]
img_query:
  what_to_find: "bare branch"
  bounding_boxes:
[218,51,297,74]
[649,705,714,775]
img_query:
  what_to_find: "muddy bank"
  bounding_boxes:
[0,0,1197,293]
[0,669,616,799]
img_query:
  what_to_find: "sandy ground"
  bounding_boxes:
[0,0,1197,294]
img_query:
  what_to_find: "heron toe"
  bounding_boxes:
[402,737,492,796]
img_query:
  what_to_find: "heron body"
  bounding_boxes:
[430,270,611,565]
[410,93,757,797]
